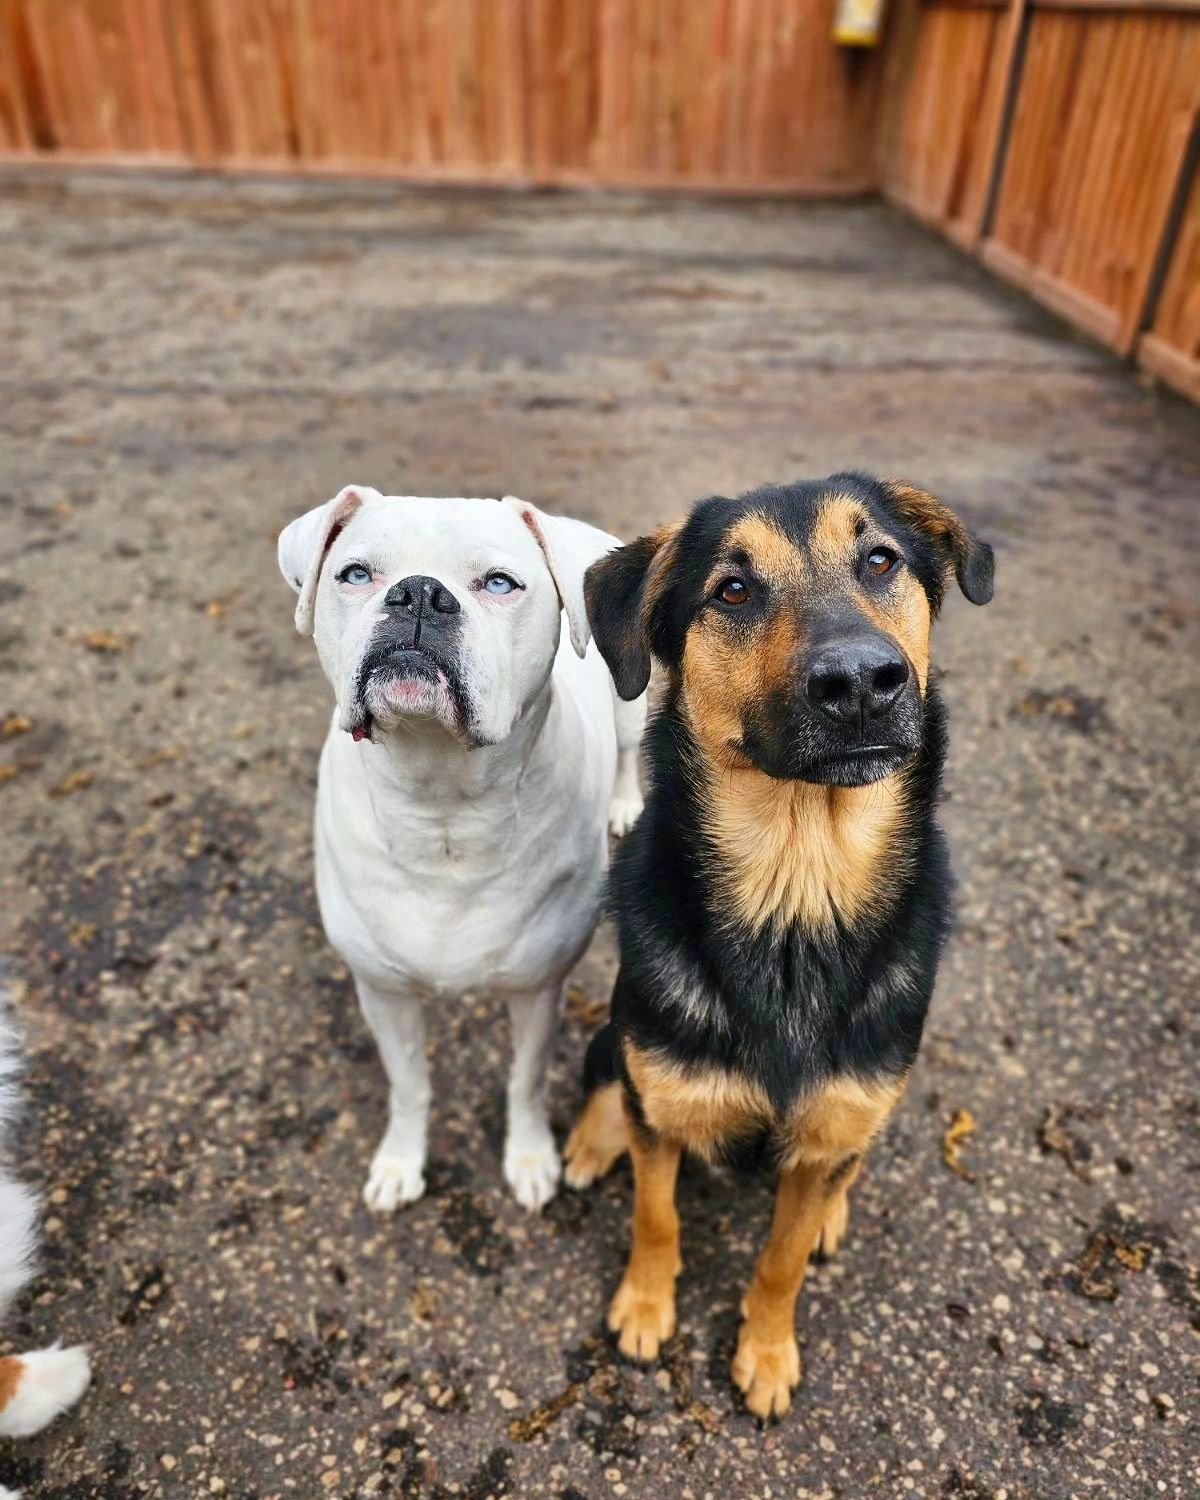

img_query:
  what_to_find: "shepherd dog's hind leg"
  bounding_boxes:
[813,1158,863,1261]
[566,1081,630,1188]
[565,1025,630,1189]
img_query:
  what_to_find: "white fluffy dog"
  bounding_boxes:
[0,999,90,1498]
[279,488,645,1211]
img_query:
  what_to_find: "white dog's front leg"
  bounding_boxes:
[504,987,563,1211]
[608,745,644,837]
[356,980,430,1213]
[608,687,646,836]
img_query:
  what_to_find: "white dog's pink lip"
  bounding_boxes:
[385,673,447,698]
[361,661,458,731]
[352,641,469,742]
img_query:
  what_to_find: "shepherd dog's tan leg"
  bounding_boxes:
[607,1108,681,1362]
[732,1159,830,1420]
[735,1074,906,1416]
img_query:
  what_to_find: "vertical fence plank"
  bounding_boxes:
[0,0,36,150]
[982,10,1200,354]
[1139,145,1200,399]
[877,0,1011,242]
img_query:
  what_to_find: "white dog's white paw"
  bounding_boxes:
[363,1154,426,1214]
[0,1343,91,1440]
[504,1132,562,1211]
[608,791,643,839]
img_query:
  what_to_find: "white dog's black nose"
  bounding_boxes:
[384,575,461,617]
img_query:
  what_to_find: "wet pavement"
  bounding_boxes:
[0,172,1196,1500]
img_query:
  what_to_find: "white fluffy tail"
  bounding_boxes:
[0,1018,38,1321]
[0,1003,91,1444]
[0,1344,92,1439]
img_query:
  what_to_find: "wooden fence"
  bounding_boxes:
[0,0,1197,398]
[0,0,880,193]
[878,0,1200,401]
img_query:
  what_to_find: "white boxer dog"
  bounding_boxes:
[278,487,645,1212]
[0,996,91,1493]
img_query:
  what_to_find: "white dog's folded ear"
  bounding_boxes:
[502,496,621,657]
[278,486,379,636]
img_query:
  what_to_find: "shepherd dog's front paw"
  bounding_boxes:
[732,1325,802,1420]
[607,1277,675,1362]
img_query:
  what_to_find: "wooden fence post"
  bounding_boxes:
[974,0,1029,246]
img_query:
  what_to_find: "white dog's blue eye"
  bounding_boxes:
[484,573,519,595]
[338,564,373,586]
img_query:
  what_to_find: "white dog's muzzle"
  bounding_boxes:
[347,572,473,743]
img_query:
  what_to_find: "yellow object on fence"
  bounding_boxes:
[834,0,886,47]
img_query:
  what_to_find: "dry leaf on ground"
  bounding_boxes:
[942,1108,978,1181]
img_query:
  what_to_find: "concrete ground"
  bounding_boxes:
[0,172,1196,1500]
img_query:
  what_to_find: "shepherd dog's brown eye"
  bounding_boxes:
[866,548,898,576]
[715,577,749,607]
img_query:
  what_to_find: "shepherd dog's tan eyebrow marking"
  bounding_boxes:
[808,497,869,570]
[723,513,807,585]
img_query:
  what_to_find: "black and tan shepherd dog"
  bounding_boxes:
[564,473,993,1420]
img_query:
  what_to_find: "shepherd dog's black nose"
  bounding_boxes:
[805,638,910,725]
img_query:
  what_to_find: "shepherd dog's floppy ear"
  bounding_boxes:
[884,481,994,607]
[502,496,621,658]
[584,525,680,700]
[277,485,379,636]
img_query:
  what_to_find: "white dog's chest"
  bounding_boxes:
[318,817,601,996]
[312,691,613,999]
